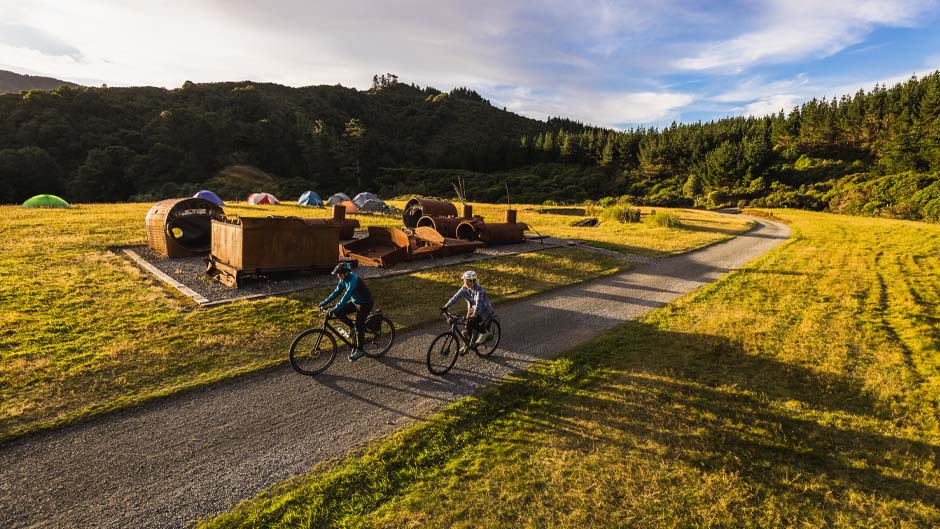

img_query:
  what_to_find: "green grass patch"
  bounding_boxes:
[199,210,940,528]
[0,202,632,442]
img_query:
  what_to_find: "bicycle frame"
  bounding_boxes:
[442,312,480,349]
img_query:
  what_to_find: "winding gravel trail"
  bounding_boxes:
[0,217,790,529]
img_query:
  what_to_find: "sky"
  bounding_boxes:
[1,0,939,129]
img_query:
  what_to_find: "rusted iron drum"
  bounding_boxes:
[457,220,528,244]
[146,197,223,257]
[416,215,463,239]
[403,198,458,228]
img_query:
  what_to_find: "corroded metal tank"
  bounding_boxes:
[208,215,339,287]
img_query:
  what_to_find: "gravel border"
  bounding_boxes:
[118,234,606,307]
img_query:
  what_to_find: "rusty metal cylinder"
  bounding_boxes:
[504,209,517,223]
[332,204,346,221]
[403,198,458,228]
[455,219,484,241]
[417,215,463,239]
[469,221,528,245]
[462,204,473,218]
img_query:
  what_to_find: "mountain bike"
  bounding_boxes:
[289,307,396,375]
[426,310,501,375]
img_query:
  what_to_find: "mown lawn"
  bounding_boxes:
[0,201,746,442]
[199,210,940,528]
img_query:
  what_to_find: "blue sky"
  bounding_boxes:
[1,0,939,129]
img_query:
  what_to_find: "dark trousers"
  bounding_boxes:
[334,302,373,348]
[465,314,490,338]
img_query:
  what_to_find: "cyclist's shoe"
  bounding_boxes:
[477,331,493,344]
[348,348,366,362]
[457,344,468,356]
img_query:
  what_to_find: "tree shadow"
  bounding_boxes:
[480,321,940,518]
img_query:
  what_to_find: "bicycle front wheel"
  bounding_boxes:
[475,318,501,357]
[426,332,459,375]
[289,329,337,375]
[362,316,396,358]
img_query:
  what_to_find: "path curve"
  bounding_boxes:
[0,216,790,528]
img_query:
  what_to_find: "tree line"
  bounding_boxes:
[1,71,939,221]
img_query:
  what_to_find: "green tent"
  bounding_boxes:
[22,194,70,208]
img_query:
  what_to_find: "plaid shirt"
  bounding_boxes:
[444,283,494,319]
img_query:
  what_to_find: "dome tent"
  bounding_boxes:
[22,194,70,208]
[352,192,379,207]
[358,198,388,213]
[193,190,224,207]
[327,192,351,206]
[247,192,280,205]
[298,191,323,206]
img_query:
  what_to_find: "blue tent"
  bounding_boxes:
[193,190,224,207]
[297,190,323,206]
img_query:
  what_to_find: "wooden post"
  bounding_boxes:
[332,204,346,221]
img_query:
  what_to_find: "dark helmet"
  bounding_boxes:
[332,262,352,275]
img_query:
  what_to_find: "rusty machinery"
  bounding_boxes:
[207,215,341,287]
[146,197,224,257]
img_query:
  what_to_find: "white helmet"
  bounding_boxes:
[461,270,477,281]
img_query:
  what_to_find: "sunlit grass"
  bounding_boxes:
[199,210,940,528]
[0,201,639,441]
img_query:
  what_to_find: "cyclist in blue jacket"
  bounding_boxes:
[440,270,494,352]
[319,262,374,361]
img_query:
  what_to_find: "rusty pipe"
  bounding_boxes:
[403,198,458,228]
[332,204,346,221]
[417,215,464,239]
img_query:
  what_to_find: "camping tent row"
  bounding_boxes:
[238,190,387,211]
[299,191,387,212]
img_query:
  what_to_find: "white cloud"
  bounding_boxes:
[492,86,695,127]
[674,0,937,72]
[743,94,801,117]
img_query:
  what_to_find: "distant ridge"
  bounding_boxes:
[0,69,79,94]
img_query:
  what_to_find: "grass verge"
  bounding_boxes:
[199,210,940,528]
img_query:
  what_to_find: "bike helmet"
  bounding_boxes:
[461,270,477,281]
[332,262,352,275]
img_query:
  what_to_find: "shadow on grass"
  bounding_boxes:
[500,321,940,515]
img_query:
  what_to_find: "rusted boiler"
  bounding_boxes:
[145,197,223,257]
[402,198,458,228]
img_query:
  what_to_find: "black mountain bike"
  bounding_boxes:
[426,310,501,375]
[289,308,396,375]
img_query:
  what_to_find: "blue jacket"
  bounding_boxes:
[322,272,373,307]
[443,283,494,319]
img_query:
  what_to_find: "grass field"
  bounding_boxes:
[198,210,940,528]
[0,201,747,442]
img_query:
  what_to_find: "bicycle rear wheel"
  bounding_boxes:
[289,329,337,375]
[474,318,501,357]
[426,332,459,375]
[362,315,396,358]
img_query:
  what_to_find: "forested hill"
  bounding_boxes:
[0,77,546,204]
[2,72,940,222]
[0,70,78,94]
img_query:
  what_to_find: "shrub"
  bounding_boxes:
[644,211,683,228]
[601,205,641,223]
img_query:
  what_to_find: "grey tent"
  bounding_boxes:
[357,198,388,213]
[327,192,351,206]
[353,192,379,207]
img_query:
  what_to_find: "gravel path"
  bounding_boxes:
[0,217,790,529]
